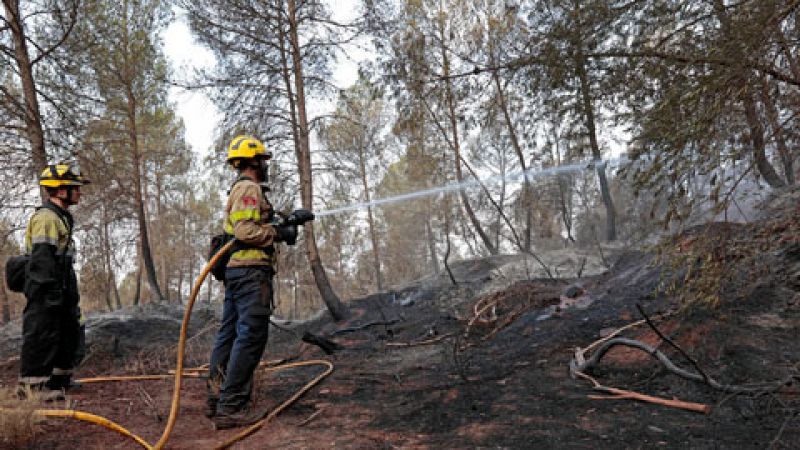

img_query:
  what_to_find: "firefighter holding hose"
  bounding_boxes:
[206,135,313,429]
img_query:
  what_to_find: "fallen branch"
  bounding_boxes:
[636,304,711,385]
[576,370,711,414]
[770,411,799,449]
[571,334,797,395]
[583,318,649,354]
[330,319,400,336]
[386,333,454,347]
[472,295,499,324]
[296,407,325,427]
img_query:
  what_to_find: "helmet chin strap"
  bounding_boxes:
[259,159,269,184]
[248,159,269,184]
[59,187,78,207]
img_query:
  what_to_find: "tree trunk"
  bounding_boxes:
[573,33,616,241]
[776,27,800,82]
[0,269,11,323]
[292,269,298,320]
[442,193,457,286]
[3,0,48,184]
[711,0,786,190]
[286,0,346,320]
[743,93,786,188]
[425,205,440,275]
[490,43,532,251]
[437,7,497,255]
[133,257,142,306]
[156,172,169,302]
[118,0,162,303]
[127,96,164,302]
[99,213,114,311]
[758,81,794,185]
[206,272,212,304]
[558,177,576,243]
[358,141,383,292]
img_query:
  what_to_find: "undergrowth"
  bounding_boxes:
[655,208,799,309]
[0,386,44,449]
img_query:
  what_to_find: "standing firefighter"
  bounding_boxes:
[19,164,89,401]
[206,135,313,429]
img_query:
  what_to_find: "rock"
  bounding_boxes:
[562,284,585,298]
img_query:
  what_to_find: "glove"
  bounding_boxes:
[285,209,315,226]
[274,224,298,245]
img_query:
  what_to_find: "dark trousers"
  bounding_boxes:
[20,299,80,385]
[208,267,273,412]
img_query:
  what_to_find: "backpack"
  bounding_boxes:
[208,233,236,282]
[5,255,28,293]
[5,203,72,293]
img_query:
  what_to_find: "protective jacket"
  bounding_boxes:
[224,177,279,268]
[20,201,81,387]
[23,202,79,308]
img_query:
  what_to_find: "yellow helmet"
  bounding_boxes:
[226,135,272,164]
[39,164,91,188]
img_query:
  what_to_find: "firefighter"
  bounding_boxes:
[206,135,298,429]
[18,164,89,401]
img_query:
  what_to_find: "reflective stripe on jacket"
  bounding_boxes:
[224,178,278,267]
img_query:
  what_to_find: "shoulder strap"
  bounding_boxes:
[226,176,253,195]
[40,203,73,251]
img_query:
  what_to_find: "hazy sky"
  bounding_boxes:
[162,5,367,157]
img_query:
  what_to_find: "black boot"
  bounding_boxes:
[213,404,267,430]
[204,396,218,419]
[46,374,71,390]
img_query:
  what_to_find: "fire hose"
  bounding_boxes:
[25,240,334,449]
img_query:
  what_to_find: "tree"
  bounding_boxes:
[183,0,353,319]
[1,0,87,193]
[79,0,175,302]
[321,75,390,292]
[615,0,799,224]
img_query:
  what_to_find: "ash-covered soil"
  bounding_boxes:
[1,188,799,449]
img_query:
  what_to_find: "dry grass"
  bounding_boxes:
[0,386,45,449]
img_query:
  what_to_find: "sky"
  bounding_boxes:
[161,4,367,157]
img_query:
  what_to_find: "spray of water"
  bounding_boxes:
[315,157,627,218]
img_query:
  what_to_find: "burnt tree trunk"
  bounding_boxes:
[489,39,532,251]
[120,1,163,302]
[4,0,47,189]
[712,0,786,189]
[743,93,786,189]
[357,140,384,292]
[286,0,346,320]
[437,7,497,255]
[759,81,794,185]
[425,206,440,274]
[572,19,616,241]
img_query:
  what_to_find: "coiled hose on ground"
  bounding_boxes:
[24,241,334,449]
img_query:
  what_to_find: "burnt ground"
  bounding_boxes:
[1,189,799,449]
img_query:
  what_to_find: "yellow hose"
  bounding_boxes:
[153,239,235,449]
[35,409,154,449]
[23,240,334,449]
[217,359,334,450]
[77,373,204,383]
